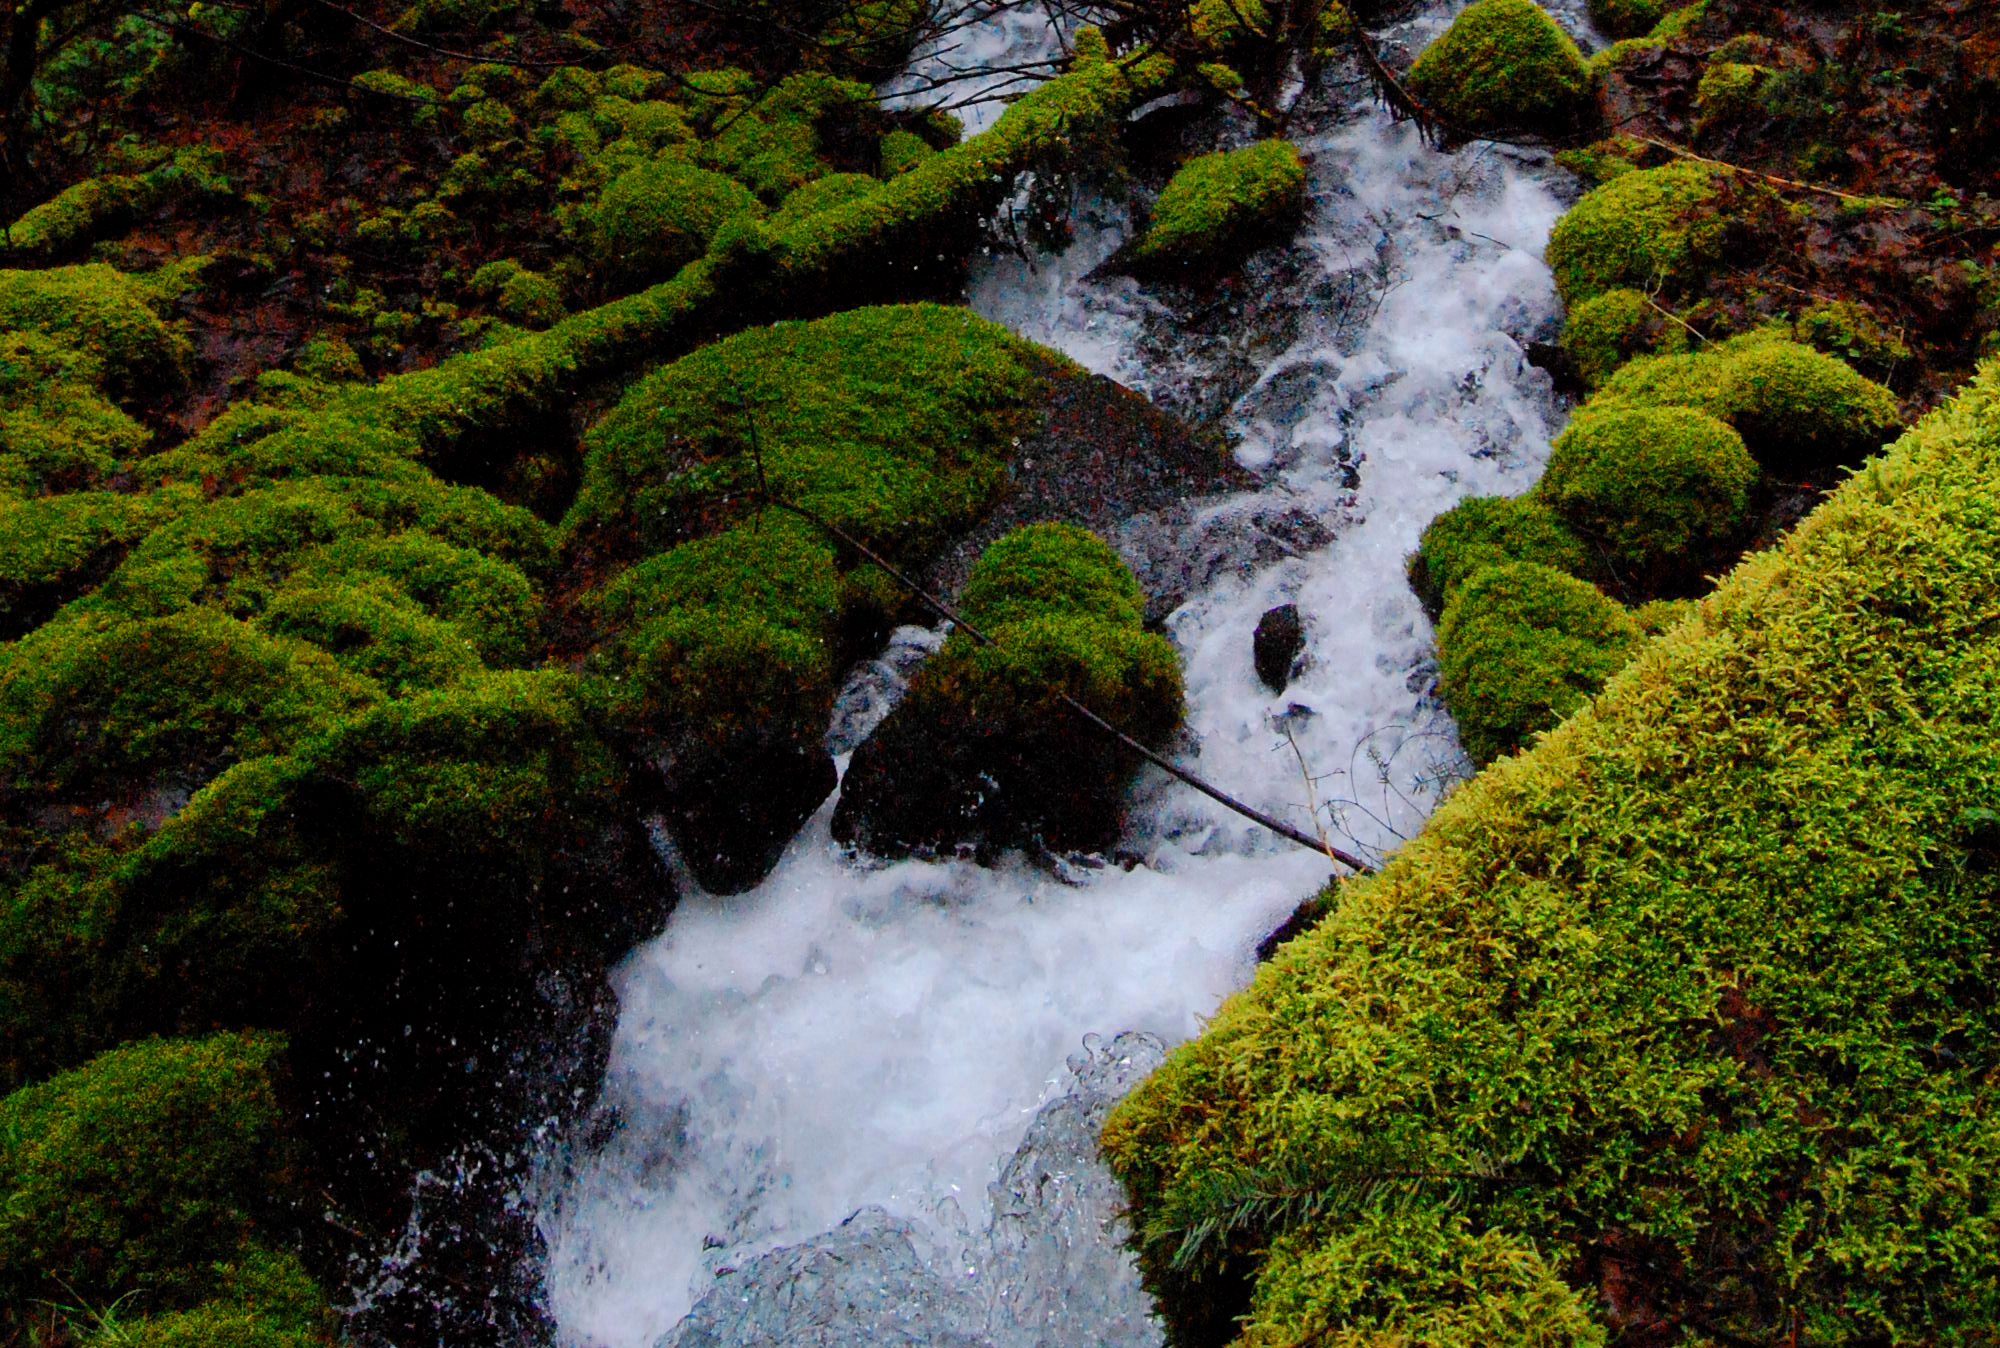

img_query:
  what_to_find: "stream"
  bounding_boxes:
[534,3,1592,1343]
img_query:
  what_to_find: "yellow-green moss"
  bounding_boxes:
[0,329,150,495]
[1405,0,1594,138]
[879,128,934,177]
[1559,285,1670,388]
[696,71,874,204]
[94,1245,336,1348]
[1406,494,1597,618]
[1544,160,1724,306]
[1104,357,2000,1346]
[1127,140,1307,274]
[0,147,230,259]
[581,158,763,288]
[0,263,192,394]
[1692,59,1767,137]
[469,258,566,327]
[1435,560,1641,763]
[1537,404,1755,569]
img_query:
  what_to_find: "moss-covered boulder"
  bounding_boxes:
[0,264,191,395]
[1593,334,1901,470]
[1559,285,1674,389]
[0,1032,306,1310]
[695,70,874,204]
[1435,560,1640,763]
[832,523,1183,857]
[1405,0,1594,138]
[1587,0,1674,39]
[0,330,151,497]
[581,157,763,288]
[1407,494,1597,619]
[1537,405,1755,578]
[0,489,189,640]
[1103,359,2000,1345]
[1126,140,1306,275]
[1544,161,1724,306]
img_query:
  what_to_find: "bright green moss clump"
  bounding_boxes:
[832,523,1183,855]
[1544,160,1723,306]
[1692,59,1766,136]
[0,329,151,496]
[1435,560,1641,763]
[581,157,763,287]
[696,71,873,203]
[1538,405,1755,570]
[0,1032,302,1309]
[1127,140,1306,274]
[0,263,191,394]
[1587,0,1672,38]
[1404,0,1594,138]
[0,147,230,259]
[1105,359,2000,1344]
[1595,334,1901,469]
[1406,493,1595,618]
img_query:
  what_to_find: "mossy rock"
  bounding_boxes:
[0,264,191,395]
[0,1032,303,1310]
[1593,335,1901,470]
[1587,0,1674,39]
[1404,0,1594,138]
[469,259,565,327]
[1126,140,1306,275]
[1239,1207,1606,1347]
[770,172,883,229]
[1792,299,1910,377]
[258,578,483,695]
[1407,494,1597,618]
[1560,285,1673,388]
[1544,160,1724,306]
[879,128,934,177]
[1102,359,2000,1345]
[580,157,763,288]
[0,329,151,496]
[0,488,189,638]
[1537,404,1755,575]
[1,148,231,260]
[695,71,875,204]
[832,523,1183,857]
[1435,560,1640,763]
[1692,60,1767,137]
[93,1245,336,1347]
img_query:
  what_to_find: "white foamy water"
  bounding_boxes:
[539,6,1579,1344]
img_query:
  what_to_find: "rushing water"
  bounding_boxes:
[537,5,1588,1343]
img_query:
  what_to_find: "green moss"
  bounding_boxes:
[0,607,376,798]
[1,147,231,259]
[770,172,882,228]
[97,1246,335,1347]
[532,65,602,113]
[1586,0,1671,39]
[1584,0,1710,75]
[1537,405,1755,570]
[879,128,934,177]
[1105,359,2000,1347]
[1630,595,1693,633]
[960,520,1148,630]
[1239,1207,1605,1347]
[285,530,539,666]
[1127,140,1306,274]
[1593,335,1902,469]
[352,69,441,126]
[1407,495,1596,618]
[567,302,1049,560]
[581,157,763,288]
[0,263,191,394]
[469,258,566,327]
[696,71,875,204]
[1552,134,1647,185]
[0,1032,299,1309]
[1404,0,1594,138]
[1544,160,1726,306]
[1692,60,1767,137]
[0,329,150,496]
[291,336,363,382]
[1560,286,1669,389]
[1793,299,1910,376]
[258,579,482,695]
[1435,561,1641,763]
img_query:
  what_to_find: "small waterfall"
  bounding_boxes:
[536,5,1582,1343]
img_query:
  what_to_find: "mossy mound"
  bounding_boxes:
[1692,59,1767,137]
[833,523,1183,857]
[0,329,151,497]
[771,172,882,228]
[1404,0,1594,138]
[1407,494,1596,619]
[0,488,190,639]
[1559,286,1672,389]
[93,1244,336,1347]
[0,148,230,260]
[1543,161,1724,306]
[1126,140,1306,275]
[0,1032,304,1309]
[1587,0,1673,39]
[580,157,763,288]
[1538,405,1756,573]
[0,263,191,395]
[695,71,874,204]
[1594,334,1901,469]
[1105,360,2000,1345]
[1434,561,1641,764]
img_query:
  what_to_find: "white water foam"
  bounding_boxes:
[539,9,1578,1345]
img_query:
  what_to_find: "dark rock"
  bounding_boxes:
[653,733,839,895]
[1253,603,1306,692]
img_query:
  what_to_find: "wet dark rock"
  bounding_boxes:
[1253,603,1307,691]
[652,734,839,895]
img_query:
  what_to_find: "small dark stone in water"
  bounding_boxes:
[1257,889,1335,962]
[1253,603,1306,692]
